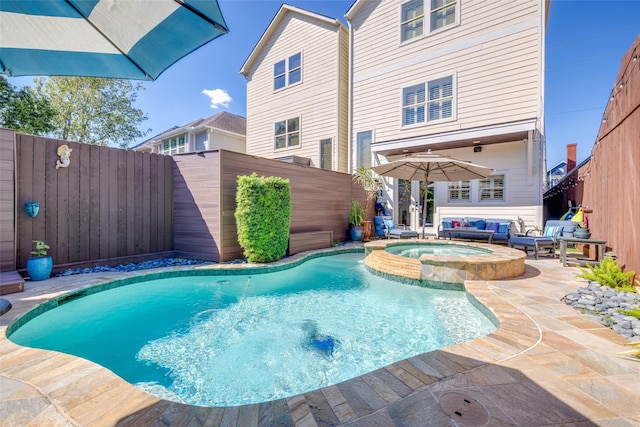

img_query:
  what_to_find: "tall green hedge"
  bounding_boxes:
[235,173,291,263]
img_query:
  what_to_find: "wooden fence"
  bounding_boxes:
[14,132,174,270]
[173,149,365,262]
[544,35,639,275]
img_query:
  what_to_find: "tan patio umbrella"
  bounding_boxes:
[371,151,494,238]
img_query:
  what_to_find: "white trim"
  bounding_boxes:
[354,18,539,84]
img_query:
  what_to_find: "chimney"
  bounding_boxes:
[566,143,577,172]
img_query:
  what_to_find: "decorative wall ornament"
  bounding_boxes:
[24,201,39,218]
[56,144,72,169]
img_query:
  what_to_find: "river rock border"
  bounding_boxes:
[562,282,640,342]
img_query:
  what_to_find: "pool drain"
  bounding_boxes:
[438,392,489,426]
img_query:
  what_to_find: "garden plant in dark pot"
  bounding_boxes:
[349,199,365,242]
[26,240,52,281]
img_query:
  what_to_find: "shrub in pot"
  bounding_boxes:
[349,199,365,242]
[26,240,52,281]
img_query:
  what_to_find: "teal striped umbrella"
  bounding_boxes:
[0,0,228,81]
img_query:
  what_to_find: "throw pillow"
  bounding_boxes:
[384,219,395,230]
[451,220,462,228]
[498,223,510,234]
[543,225,564,238]
[442,221,452,229]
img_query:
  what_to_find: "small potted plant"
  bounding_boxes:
[26,240,52,281]
[349,199,365,242]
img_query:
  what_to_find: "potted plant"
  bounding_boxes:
[26,240,52,281]
[574,224,591,239]
[352,166,384,241]
[349,199,365,242]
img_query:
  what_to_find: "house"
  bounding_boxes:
[239,5,349,172]
[345,0,550,233]
[546,160,567,190]
[132,111,246,155]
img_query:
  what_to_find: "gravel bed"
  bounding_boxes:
[562,282,640,342]
[54,257,246,277]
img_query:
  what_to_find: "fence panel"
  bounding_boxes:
[15,135,173,270]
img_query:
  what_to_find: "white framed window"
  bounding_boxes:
[431,0,457,32]
[159,135,186,155]
[403,84,425,125]
[428,76,453,122]
[320,138,333,170]
[400,0,458,43]
[401,0,424,42]
[356,131,372,168]
[274,52,302,91]
[479,175,505,201]
[274,117,300,149]
[448,180,470,201]
[403,75,454,126]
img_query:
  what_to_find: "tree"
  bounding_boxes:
[0,76,56,135]
[34,76,149,148]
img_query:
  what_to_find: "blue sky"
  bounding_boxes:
[8,0,640,170]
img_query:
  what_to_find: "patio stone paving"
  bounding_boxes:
[1,247,639,426]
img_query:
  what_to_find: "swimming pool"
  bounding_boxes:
[8,252,496,407]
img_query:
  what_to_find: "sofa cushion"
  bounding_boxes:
[485,221,500,232]
[468,219,486,230]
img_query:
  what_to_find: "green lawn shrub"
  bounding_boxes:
[235,173,291,263]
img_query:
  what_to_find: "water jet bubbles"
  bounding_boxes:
[217,280,231,286]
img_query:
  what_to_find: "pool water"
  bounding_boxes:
[9,252,496,407]
[386,243,493,258]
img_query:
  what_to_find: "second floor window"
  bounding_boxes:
[403,76,453,126]
[356,131,372,168]
[274,117,300,149]
[160,135,186,155]
[401,0,424,42]
[428,76,453,121]
[274,52,302,90]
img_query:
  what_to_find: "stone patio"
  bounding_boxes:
[1,248,639,426]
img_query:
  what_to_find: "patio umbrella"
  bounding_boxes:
[0,0,228,81]
[371,151,494,238]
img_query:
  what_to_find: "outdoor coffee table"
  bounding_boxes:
[559,237,607,267]
[443,227,494,244]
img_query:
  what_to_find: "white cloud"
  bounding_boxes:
[202,89,231,109]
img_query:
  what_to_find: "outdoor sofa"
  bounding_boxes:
[437,217,515,243]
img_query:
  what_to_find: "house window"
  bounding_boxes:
[448,180,470,201]
[320,138,333,170]
[403,76,453,126]
[403,84,425,125]
[431,0,457,31]
[159,135,186,155]
[401,0,424,42]
[274,117,300,149]
[356,131,372,168]
[428,76,453,121]
[401,0,457,42]
[274,52,302,90]
[480,175,505,201]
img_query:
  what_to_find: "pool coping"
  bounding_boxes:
[2,244,639,426]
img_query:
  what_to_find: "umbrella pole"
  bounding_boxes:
[421,178,428,239]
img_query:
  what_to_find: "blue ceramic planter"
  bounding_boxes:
[350,226,364,242]
[26,256,53,281]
